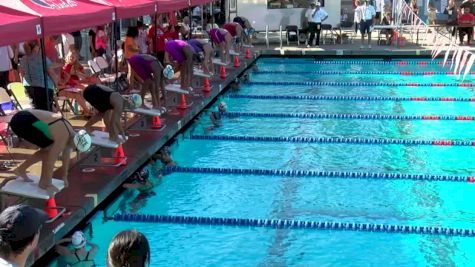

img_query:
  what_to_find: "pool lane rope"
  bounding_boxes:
[229,95,475,102]
[221,112,475,121]
[113,213,475,238]
[246,81,474,87]
[254,70,474,76]
[190,135,475,147]
[164,166,475,183]
[258,60,450,65]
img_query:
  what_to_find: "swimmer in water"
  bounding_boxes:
[151,146,176,166]
[205,102,227,133]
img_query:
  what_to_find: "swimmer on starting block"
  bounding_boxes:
[128,54,166,109]
[209,28,233,64]
[223,22,244,52]
[187,39,215,74]
[164,39,195,90]
[9,109,91,195]
[83,84,140,143]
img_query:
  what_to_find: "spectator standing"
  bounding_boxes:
[107,230,150,267]
[148,17,166,64]
[88,27,96,59]
[20,40,59,111]
[95,26,107,57]
[61,33,75,59]
[445,0,458,24]
[374,0,385,24]
[306,2,328,47]
[356,0,376,49]
[458,7,475,45]
[0,205,48,267]
[125,26,140,87]
[0,46,13,89]
[71,31,83,59]
[137,21,149,54]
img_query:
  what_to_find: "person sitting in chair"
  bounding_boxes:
[458,7,475,45]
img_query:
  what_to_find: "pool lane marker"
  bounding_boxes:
[258,60,451,66]
[190,135,475,147]
[221,112,475,121]
[113,213,475,237]
[246,81,474,87]
[164,166,475,183]
[229,95,475,102]
[254,70,475,76]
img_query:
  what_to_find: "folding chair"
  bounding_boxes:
[285,25,299,45]
[321,24,336,44]
[92,57,117,85]
[7,82,30,110]
[0,87,17,148]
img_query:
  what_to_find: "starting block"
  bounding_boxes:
[165,84,190,95]
[133,107,164,117]
[242,44,254,48]
[90,130,127,149]
[193,69,212,78]
[212,58,228,66]
[229,50,240,56]
[0,175,65,200]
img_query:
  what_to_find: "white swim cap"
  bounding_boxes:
[74,130,92,153]
[131,94,142,108]
[163,65,174,80]
[71,231,86,249]
[218,102,227,111]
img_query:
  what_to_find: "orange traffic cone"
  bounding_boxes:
[45,198,58,219]
[178,94,188,109]
[151,116,162,129]
[245,48,251,59]
[203,77,211,92]
[233,55,240,68]
[220,65,226,79]
[114,144,126,165]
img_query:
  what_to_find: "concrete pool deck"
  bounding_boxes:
[0,42,468,265]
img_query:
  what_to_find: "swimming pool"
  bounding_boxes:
[51,58,475,266]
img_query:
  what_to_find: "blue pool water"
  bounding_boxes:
[54,58,475,266]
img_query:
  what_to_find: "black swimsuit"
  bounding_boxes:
[68,249,96,267]
[10,110,71,148]
[83,84,114,113]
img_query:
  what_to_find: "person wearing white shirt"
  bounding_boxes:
[356,0,376,48]
[60,33,75,59]
[305,2,328,47]
[374,0,385,24]
[0,46,13,89]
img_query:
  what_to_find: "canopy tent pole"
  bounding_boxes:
[40,37,51,111]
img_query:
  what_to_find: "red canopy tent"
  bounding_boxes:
[90,0,157,19]
[0,6,41,46]
[157,0,189,13]
[0,0,115,36]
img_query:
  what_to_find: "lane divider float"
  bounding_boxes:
[113,213,475,237]
[229,95,475,102]
[246,81,474,87]
[190,135,475,147]
[258,60,451,65]
[164,166,475,183]
[253,70,474,76]
[221,112,475,121]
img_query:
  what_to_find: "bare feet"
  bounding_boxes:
[38,183,60,196]
[14,169,33,182]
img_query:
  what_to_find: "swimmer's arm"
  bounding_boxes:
[55,238,74,257]
[87,242,98,258]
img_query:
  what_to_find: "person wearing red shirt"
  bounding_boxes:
[147,20,166,64]
[459,7,475,45]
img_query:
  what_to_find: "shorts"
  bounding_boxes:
[10,110,54,148]
[360,19,373,35]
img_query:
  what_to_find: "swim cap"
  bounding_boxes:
[74,130,92,153]
[218,102,227,112]
[71,231,86,249]
[131,94,142,108]
[163,65,174,80]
